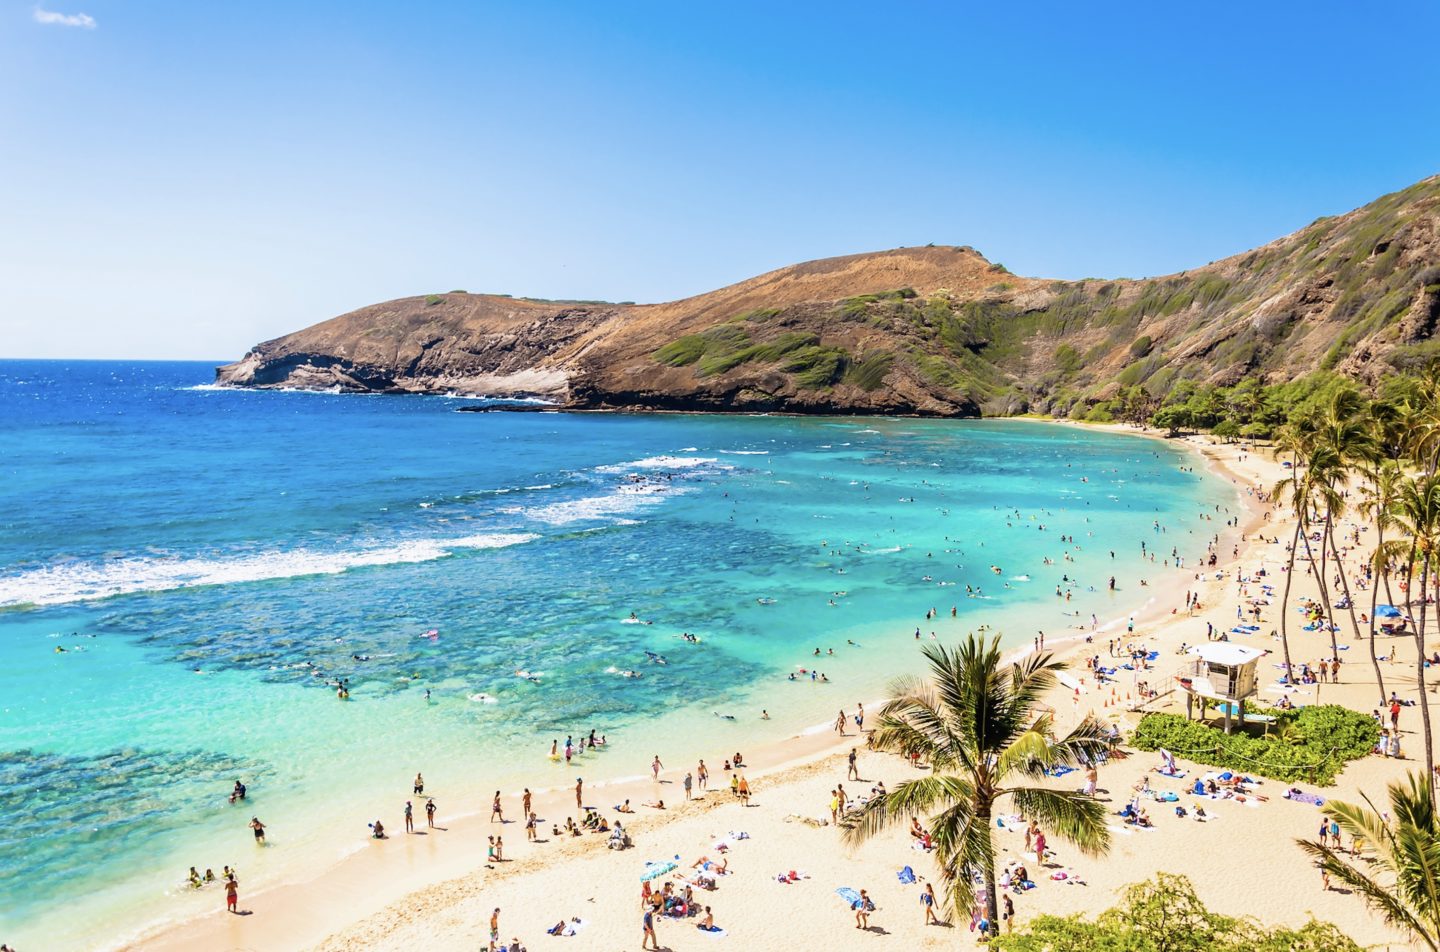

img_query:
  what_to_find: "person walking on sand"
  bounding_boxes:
[834,709,848,736]
[523,788,532,818]
[855,702,865,731]
[249,816,266,844]
[404,800,414,833]
[697,760,709,791]
[491,791,504,823]
[642,905,659,950]
[848,747,859,781]
[489,907,500,952]
[854,888,874,929]
[922,882,939,924]
[684,771,693,800]
[526,811,537,841]
[426,797,436,827]
[651,755,664,781]
[225,875,238,914]
[575,777,584,809]
[738,774,751,805]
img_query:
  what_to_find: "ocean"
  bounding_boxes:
[0,359,1236,949]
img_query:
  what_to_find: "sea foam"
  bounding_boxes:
[0,533,537,608]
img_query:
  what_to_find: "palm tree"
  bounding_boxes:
[843,637,1111,935]
[1313,392,1377,670]
[1385,474,1440,787]
[1271,423,1326,682]
[1360,458,1403,705]
[1298,772,1440,950]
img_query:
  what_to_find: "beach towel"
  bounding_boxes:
[1045,765,1077,778]
[1285,789,1326,806]
[1155,791,1179,803]
[548,918,589,937]
[835,887,862,906]
[897,866,917,884]
[697,925,728,938]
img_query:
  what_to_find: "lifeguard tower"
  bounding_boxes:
[1176,643,1263,734]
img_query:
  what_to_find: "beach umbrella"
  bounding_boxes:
[641,858,678,881]
[1377,605,1403,619]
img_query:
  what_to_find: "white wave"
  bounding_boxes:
[594,455,719,474]
[719,450,769,455]
[178,384,351,395]
[525,484,686,525]
[859,545,902,555]
[0,533,538,608]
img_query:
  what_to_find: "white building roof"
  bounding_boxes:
[1187,643,1264,666]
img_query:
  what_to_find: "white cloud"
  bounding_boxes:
[34,7,96,28]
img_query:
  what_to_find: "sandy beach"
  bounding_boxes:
[120,424,1424,951]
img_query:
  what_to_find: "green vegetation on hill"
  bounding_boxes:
[644,177,1440,415]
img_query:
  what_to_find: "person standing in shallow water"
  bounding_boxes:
[249,817,266,844]
[225,875,238,914]
[413,773,424,795]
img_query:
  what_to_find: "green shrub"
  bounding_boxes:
[653,335,710,367]
[424,295,444,306]
[784,346,849,388]
[842,352,894,391]
[1128,706,1376,785]
[1130,335,1154,358]
[992,873,1362,952]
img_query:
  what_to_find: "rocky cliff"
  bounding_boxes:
[216,175,1440,417]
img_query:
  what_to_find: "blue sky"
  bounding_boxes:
[3,1,1438,360]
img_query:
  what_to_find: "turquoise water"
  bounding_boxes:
[0,360,1236,949]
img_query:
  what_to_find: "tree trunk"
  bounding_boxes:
[1306,511,1340,662]
[979,803,999,938]
[1418,557,1435,796]
[1366,520,1388,706]
[1278,516,1303,682]
[1326,522,1368,682]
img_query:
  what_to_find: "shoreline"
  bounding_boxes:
[118,419,1250,952]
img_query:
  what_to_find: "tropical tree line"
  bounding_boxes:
[1080,369,1423,439]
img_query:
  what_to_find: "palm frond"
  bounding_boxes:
[1007,786,1110,856]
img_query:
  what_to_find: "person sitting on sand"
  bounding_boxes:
[617,800,634,813]
[370,819,386,839]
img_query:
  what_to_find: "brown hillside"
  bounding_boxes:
[216,176,1440,417]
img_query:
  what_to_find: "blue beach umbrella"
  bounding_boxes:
[641,857,679,881]
[1377,605,1403,619]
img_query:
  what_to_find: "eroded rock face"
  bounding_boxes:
[218,176,1440,415]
